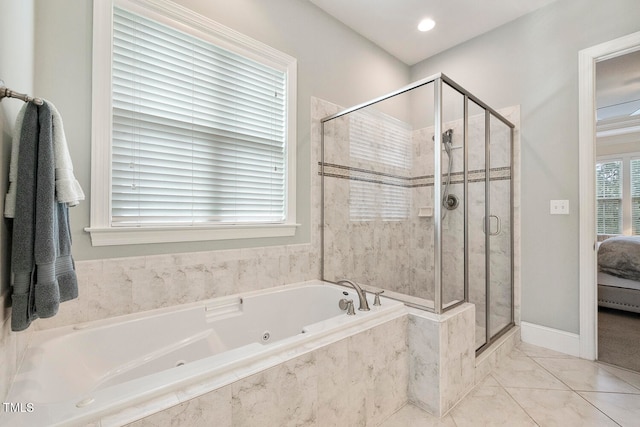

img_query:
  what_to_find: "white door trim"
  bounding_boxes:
[578,31,640,360]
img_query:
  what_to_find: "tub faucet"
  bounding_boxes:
[336,279,370,311]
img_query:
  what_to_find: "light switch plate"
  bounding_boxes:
[550,200,569,215]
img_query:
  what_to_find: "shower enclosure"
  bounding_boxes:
[320,73,515,353]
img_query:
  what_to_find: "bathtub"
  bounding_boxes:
[4,280,406,426]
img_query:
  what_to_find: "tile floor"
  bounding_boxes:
[381,342,640,426]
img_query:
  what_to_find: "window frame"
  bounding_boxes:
[87,0,298,246]
[595,158,623,235]
[596,152,640,236]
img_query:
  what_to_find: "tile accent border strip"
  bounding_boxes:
[318,162,511,187]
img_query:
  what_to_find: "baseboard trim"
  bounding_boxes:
[520,321,580,357]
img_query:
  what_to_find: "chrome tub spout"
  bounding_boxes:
[336,279,370,311]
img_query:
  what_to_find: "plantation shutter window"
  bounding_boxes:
[111,6,287,226]
[596,160,622,235]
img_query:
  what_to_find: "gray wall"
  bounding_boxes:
[33,0,409,261]
[410,0,640,334]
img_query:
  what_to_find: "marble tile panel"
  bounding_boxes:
[407,312,440,415]
[534,357,640,393]
[579,391,640,427]
[371,316,409,421]
[253,252,281,289]
[75,258,104,283]
[316,338,350,427]
[80,262,135,321]
[203,260,239,298]
[439,304,475,413]
[506,388,619,427]
[231,352,318,427]
[125,387,232,427]
[235,258,259,293]
[130,265,183,312]
[346,326,376,426]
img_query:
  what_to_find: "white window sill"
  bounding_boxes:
[84,223,300,246]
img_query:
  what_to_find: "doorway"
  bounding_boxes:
[578,31,640,363]
[594,51,640,371]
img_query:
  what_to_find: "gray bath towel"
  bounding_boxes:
[10,103,38,330]
[10,102,79,331]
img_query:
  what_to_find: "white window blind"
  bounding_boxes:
[347,109,411,221]
[596,160,622,234]
[632,159,640,235]
[111,6,287,226]
[349,181,410,222]
[349,109,412,170]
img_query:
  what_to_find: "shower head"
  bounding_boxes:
[442,129,453,156]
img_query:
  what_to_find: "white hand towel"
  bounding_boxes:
[49,101,85,206]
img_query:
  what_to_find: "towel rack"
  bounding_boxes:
[0,79,44,106]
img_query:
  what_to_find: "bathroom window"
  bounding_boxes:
[632,158,640,235]
[596,160,622,234]
[596,156,640,236]
[349,181,410,222]
[348,109,411,221]
[88,0,297,246]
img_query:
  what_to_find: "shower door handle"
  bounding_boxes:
[483,215,501,236]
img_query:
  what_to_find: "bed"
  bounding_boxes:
[598,236,640,313]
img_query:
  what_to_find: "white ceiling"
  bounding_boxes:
[308,0,560,65]
[596,50,640,121]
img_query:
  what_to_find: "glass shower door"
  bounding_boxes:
[468,102,488,350]
[488,115,513,339]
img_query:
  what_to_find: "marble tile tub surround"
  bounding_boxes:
[408,304,476,417]
[35,244,322,330]
[105,308,518,426]
[110,314,409,427]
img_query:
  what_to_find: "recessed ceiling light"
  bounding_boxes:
[418,18,436,32]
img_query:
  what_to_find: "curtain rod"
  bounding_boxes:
[0,79,44,106]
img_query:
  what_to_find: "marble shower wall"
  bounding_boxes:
[322,107,416,293]
[322,97,520,325]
